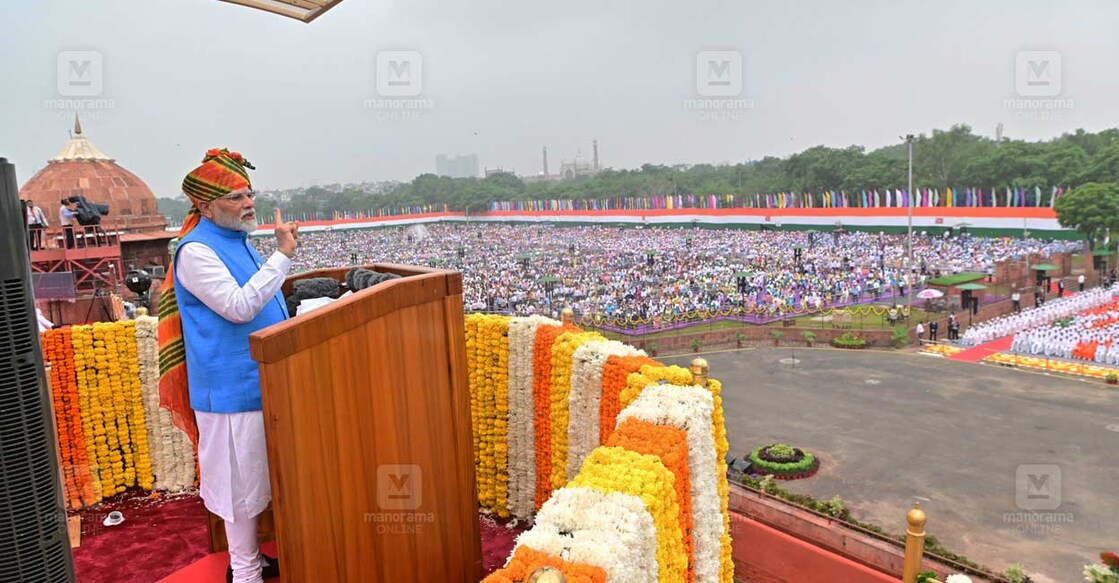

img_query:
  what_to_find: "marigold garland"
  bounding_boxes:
[532,323,568,508]
[572,446,687,583]
[71,324,105,499]
[466,313,512,515]
[549,330,604,490]
[620,364,693,411]
[599,354,658,443]
[116,320,154,490]
[41,328,98,509]
[66,321,159,500]
[483,546,607,583]
[465,310,734,580]
[96,322,130,494]
[705,379,733,583]
[608,418,695,582]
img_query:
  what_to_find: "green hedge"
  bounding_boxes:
[749,447,816,474]
[732,474,987,572]
[832,332,868,348]
[926,272,985,286]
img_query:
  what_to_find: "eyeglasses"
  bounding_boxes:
[222,191,256,202]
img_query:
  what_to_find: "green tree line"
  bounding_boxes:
[158,124,1119,222]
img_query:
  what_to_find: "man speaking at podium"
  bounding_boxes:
[157,149,298,583]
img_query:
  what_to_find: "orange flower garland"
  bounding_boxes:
[599,354,658,443]
[608,418,695,582]
[532,323,567,508]
[41,328,98,509]
[483,546,607,583]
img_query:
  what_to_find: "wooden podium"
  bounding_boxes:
[231,264,481,581]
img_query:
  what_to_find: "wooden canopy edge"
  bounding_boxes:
[249,265,463,364]
[217,0,344,23]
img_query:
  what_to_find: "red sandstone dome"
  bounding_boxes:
[20,117,167,233]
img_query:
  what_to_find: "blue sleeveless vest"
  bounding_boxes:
[173,218,288,413]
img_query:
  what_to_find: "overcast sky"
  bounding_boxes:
[2,0,1117,198]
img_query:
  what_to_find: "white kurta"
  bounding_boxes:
[195,411,271,523]
[177,242,291,523]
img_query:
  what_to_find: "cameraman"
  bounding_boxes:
[59,198,78,248]
[74,195,109,245]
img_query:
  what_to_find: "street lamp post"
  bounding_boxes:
[904,134,915,320]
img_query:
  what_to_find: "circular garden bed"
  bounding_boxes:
[748,443,820,480]
[831,332,868,349]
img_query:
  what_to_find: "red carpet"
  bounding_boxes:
[72,490,523,583]
[72,490,210,583]
[949,335,1014,363]
[158,541,278,583]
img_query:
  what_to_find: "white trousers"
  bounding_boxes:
[197,411,272,583]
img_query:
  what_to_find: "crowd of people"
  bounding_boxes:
[252,222,1080,322]
[960,284,1118,343]
[1004,289,1119,364]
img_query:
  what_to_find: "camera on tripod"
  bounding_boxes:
[70,195,110,226]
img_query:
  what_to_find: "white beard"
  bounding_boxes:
[211,209,256,233]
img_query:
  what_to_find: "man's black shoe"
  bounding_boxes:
[226,554,280,582]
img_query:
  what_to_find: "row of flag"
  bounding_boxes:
[249,184,1073,226]
[488,187,1072,212]
[273,204,449,223]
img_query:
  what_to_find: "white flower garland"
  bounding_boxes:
[566,341,642,480]
[515,486,658,583]
[618,384,722,583]
[506,315,558,520]
[135,316,195,491]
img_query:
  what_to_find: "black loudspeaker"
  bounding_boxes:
[0,158,76,582]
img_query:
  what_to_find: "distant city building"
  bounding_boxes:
[258,181,400,202]
[436,154,479,178]
[484,167,515,178]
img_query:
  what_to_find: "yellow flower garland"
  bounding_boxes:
[549,331,604,490]
[117,321,154,490]
[704,379,733,583]
[70,325,104,502]
[620,364,693,411]
[572,446,687,583]
[465,313,511,515]
[70,321,155,497]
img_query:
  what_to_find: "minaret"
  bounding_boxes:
[542,146,549,177]
[74,114,83,136]
[592,139,599,171]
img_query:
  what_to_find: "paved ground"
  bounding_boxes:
[664,348,1119,583]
